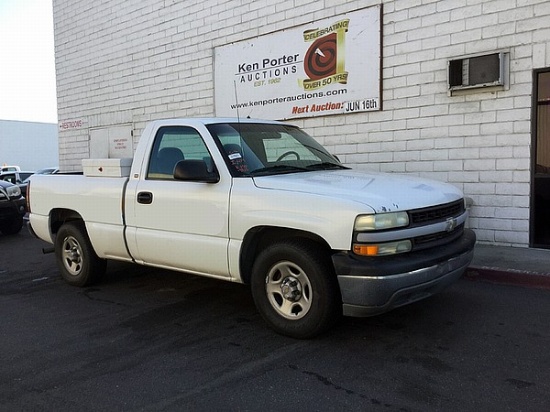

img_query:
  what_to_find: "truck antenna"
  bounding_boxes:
[233,80,240,121]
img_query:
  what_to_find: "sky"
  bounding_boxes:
[0,0,57,124]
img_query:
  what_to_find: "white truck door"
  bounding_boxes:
[125,125,232,279]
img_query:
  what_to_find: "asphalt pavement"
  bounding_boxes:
[1,231,550,411]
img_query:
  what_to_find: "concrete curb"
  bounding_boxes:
[465,266,550,291]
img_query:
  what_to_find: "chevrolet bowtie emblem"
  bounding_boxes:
[445,217,458,232]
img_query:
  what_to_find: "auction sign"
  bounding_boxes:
[214,6,381,120]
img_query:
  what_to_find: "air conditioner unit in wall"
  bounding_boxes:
[448,52,507,91]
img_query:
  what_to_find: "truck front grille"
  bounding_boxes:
[412,223,464,251]
[409,199,464,226]
[408,199,466,251]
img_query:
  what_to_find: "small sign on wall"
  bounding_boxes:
[214,5,382,120]
[59,118,87,130]
[90,125,133,159]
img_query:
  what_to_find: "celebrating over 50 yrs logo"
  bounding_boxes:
[301,19,349,90]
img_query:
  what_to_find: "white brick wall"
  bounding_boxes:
[53,0,550,247]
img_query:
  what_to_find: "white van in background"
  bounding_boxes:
[1,165,21,173]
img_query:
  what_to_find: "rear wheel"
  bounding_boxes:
[251,239,341,339]
[55,221,106,287]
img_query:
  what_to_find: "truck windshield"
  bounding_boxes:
[206,123,347,176]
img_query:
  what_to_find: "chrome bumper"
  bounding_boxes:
[334,229,476,317]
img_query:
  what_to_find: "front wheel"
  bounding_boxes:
[0,216,23,235]
[55,221,106,287]
[251,239,341,339]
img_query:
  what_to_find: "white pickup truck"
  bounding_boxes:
[28,118,476,338]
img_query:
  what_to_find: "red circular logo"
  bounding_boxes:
[304,33,337,80]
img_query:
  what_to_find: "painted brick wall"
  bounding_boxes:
[53,0,550,246]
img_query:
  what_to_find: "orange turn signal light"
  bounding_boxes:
[353,244,379,256]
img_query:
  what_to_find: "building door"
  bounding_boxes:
[531,69,550,248]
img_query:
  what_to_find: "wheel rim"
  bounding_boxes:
[265,261,312,320]
[61,235,83,276]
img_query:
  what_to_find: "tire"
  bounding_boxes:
[0,216,23,235]
[55,221,107,287]
[251,239,341,339]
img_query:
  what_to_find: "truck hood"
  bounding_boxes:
[252,169,463,213]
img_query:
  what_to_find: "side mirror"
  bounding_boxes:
[174,159,219,183]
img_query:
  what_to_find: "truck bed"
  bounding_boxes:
[28,173,131,260]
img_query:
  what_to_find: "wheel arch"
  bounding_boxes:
[49,208,84,235]
[239,226,333,284]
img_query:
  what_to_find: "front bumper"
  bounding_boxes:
[0,197,27,222]
[333,229,476,317]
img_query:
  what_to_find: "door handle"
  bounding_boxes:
[137,191,153,204]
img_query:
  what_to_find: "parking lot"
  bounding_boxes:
[1,229,550,411]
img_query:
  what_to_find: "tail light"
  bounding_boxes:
[26,181,31,213]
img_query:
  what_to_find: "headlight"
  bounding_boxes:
[354,212,409,231]
[7,185,21,198]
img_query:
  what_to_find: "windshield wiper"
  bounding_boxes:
[250,165,309,176]
[305,162,349,170]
